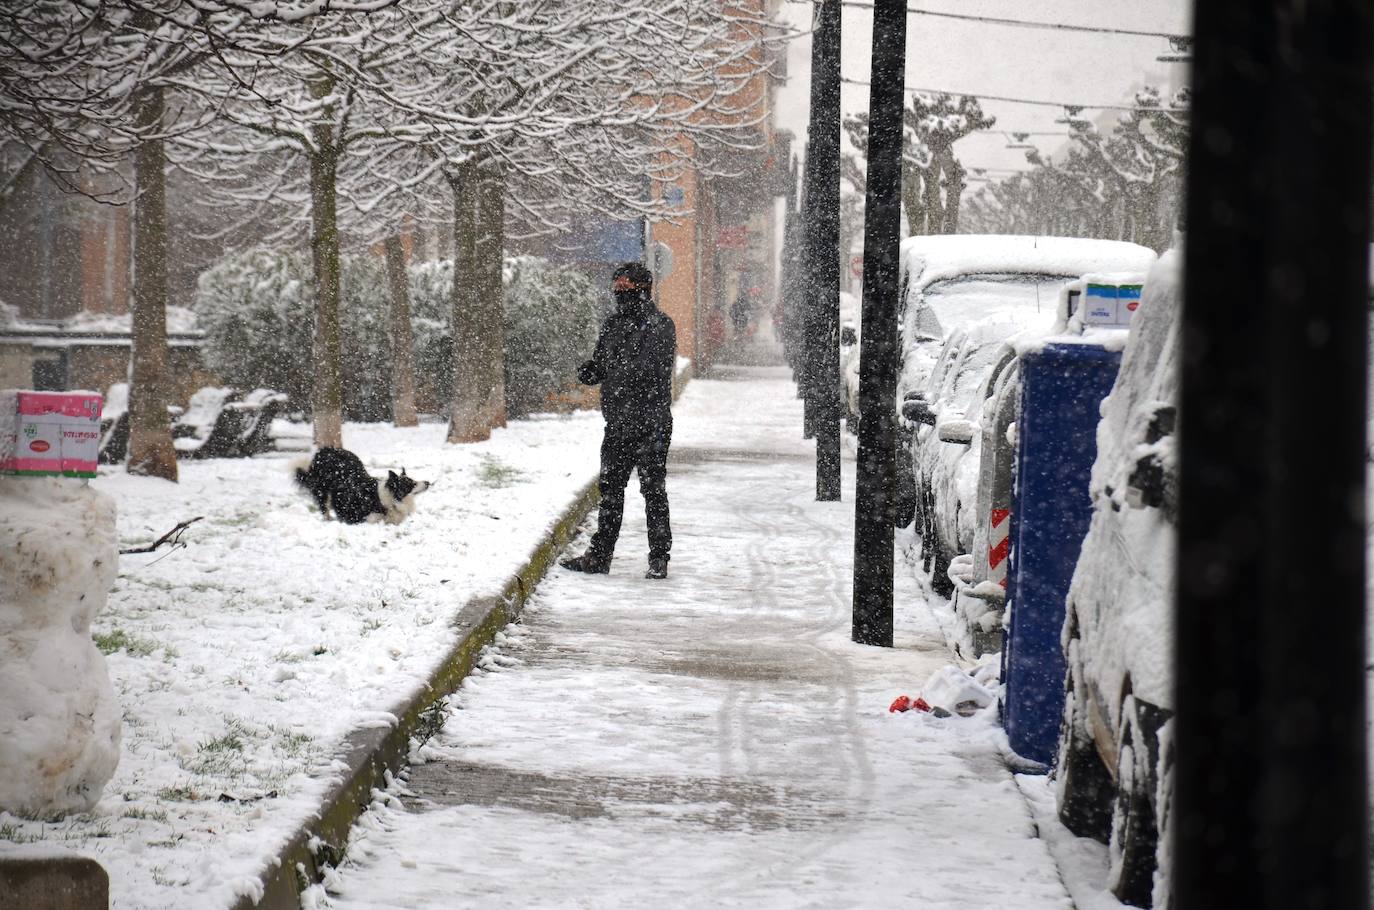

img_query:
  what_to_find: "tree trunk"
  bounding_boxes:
[477,160,507,429]
[308,124,344,449]
[446,159,505,443]
[922,156,943,235]
[445,163,484,442]
[942,153,965,233]
[384,234,418,427]
[127,86,178,482]
[901,160,924,236]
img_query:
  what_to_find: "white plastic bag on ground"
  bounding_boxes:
[921,665,995,717]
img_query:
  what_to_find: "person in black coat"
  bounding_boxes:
[560,262,677,579]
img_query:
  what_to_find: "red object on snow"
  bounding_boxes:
[889,695,912,713]
[913,697,933,713]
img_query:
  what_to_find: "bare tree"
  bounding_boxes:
[843,93,995,236]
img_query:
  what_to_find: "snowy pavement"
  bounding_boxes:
[321,366,1073,909]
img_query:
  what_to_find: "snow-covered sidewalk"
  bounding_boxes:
[321,367,1072,909]
[0,410,609,907]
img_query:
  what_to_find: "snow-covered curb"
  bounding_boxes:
[231,477,599,910]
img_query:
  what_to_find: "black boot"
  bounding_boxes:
[561,552,611,574]
[645,557,668,579]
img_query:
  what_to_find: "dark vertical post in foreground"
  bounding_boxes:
[851,0,905,647]
[1175,2,1371,908]
[806,0,842,500]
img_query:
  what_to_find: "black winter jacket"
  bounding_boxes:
[579,303,676,431]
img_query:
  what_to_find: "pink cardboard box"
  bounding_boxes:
[0,390,104,478]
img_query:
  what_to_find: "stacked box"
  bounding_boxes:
[0,391,104,478]
[1083,282,1145,328]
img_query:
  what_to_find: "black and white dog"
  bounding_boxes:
[293,447,430,524]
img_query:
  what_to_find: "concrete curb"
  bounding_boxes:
[0,852,108,910]
[235,362,692,910]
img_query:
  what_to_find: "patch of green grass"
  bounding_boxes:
[93,629,160,657]
[268,724,313,759]
[121,807,169,823]
[0,822,39,843]
[475,455,526,489]
[156,786,201,802]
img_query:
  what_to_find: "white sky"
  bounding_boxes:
[774,0,1193,185]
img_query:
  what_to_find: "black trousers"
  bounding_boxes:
[588,420,672,562]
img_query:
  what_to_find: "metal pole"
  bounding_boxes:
[851,0,905,647]
[809,0,842,500]
[1175,2,1370,908]
[801,21,823,440]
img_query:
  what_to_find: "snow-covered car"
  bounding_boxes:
[1054,250,1180,909]
[903,316,1029,601]
[893,236,1158,535]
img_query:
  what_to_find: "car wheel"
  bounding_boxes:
[919,483,936,573]
[1108,695,1160,908]
[1151,719,1175,910]
[893,460,916,528]
[1055,649,1114,842]
[930,536,955,599]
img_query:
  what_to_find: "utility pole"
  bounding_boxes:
[1174,2,1370,908]
[804,0,842,499]
[851,0,905,647]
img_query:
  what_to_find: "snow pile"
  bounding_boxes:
[0,476,121,817]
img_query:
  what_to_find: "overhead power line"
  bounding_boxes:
[838,76,1186,113]
[788,0,1189,41]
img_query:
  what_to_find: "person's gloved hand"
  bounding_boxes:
[577,360,600,385]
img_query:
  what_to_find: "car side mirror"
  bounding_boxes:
[1126,453,1170,510]
[901,399,937,426]
[937,419,976,445]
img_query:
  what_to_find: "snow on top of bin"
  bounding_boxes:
[899,235,1157,296]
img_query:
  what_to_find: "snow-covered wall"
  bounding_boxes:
[0,476,121,816]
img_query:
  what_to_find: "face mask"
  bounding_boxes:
[615,289,649,315]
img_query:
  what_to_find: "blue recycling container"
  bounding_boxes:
[1002,341,1122,766]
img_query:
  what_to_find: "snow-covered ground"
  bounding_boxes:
[0,410,607,907]
[316,367,1074,909]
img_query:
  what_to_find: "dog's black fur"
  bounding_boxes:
[293,447,430,524]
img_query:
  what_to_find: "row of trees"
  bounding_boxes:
[1,0,777,480]
[961,87,1190,252]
